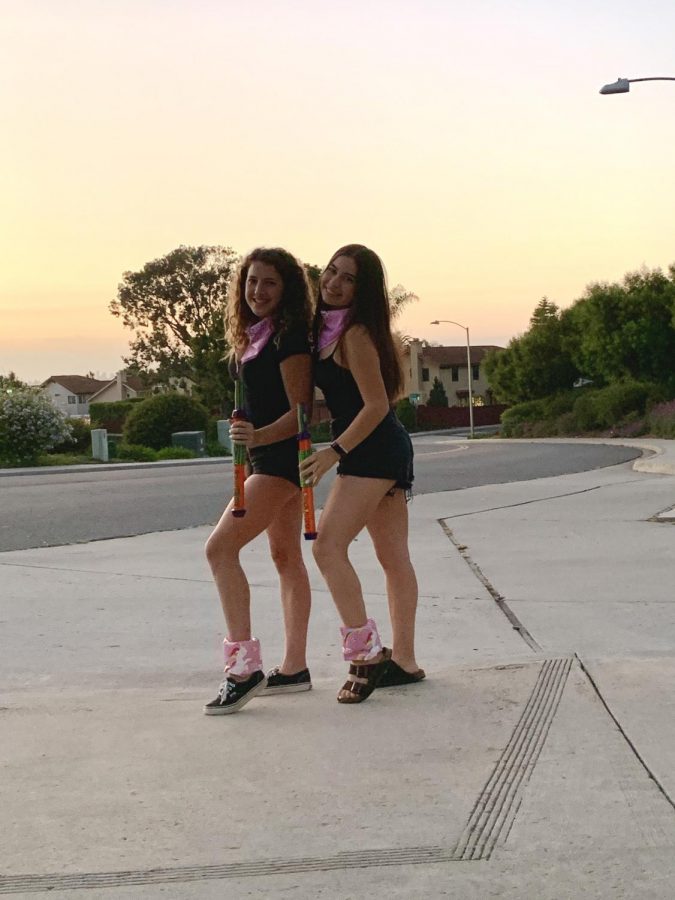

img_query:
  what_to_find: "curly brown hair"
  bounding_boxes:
[225,247,313,357]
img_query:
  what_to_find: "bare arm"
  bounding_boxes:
[230,354,312,448]
[300,326,389,485]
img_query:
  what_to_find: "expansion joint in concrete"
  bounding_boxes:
[575,653,675,816]
[438,518,541,651]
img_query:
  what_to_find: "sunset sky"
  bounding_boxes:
[2,0,674,383]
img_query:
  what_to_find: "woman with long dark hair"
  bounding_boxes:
[204,247,314,715]
[300,244,424,703]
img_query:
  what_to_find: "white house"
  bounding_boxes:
[41,370,148,418]
[41,375,110,418]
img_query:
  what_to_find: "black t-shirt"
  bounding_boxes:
[238,327,310,429]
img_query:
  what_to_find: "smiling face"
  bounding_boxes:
[244,261,284,319]
[320,255,357,308]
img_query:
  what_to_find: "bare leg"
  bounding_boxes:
[312,475,395,701]
[205,474,299,643]
[366,490,421,674]
[312,475,395,627]
[266,491,311,673]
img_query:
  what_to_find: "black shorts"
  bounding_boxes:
[333,411,414,492]
[248,437,300,488]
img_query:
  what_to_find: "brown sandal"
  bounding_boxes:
[337,650,391,704]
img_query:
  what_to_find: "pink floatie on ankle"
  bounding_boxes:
[340,618,383,661]
[223,637,262,676]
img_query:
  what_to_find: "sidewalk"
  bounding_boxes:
[2,439,675,898]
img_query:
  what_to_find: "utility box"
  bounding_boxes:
[216,419,232,453]
[91,428,108,462]
[171,430,206,457]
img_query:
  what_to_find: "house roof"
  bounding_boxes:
[406,344,503,366]
[42,375,109,394]
[88,372,149,402]
[124,375,147,393]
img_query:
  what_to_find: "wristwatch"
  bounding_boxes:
[330,441,348,458]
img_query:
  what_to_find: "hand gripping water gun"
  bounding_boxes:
[297,403,317,540]
[231,379,247,518]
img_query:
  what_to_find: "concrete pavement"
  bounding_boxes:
[2,438,675,898]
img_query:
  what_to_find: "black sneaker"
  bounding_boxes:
[263,666,312,695]
[203,670,267,715]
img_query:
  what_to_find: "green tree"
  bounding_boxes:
[110,245,239,412]
[428,376,449,407]
[565,267,675,389]
[0,372,32,394]
[485,298,578,404]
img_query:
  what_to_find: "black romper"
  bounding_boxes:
[315,349,414,492]
[237,327,310,487]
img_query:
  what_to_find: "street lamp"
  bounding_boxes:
[430,319,474,438]
[600,76,675,94]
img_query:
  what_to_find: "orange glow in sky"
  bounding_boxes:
[2,0,675,381]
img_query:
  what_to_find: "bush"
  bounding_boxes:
[206,439,230,457]
[123,393,209,450]
[89,399,145,432]
[309,420,331,443]
[554,411,580,436]
[395,398,416,432]
[156,446,196,460]
[500,400,547,437]
[648,399,675,438]
[542,391,576,418]
[117,443,158,462]
[0,391,73,465]
[591,380,662,429]
[50,418,91,454]
[571,392,600,432]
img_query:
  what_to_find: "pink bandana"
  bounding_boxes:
[240,317,275,364]
[318,308,352,351]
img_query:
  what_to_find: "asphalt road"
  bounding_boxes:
[0,438,641,552]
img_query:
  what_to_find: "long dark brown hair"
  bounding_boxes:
[314,244,403,400]
[226,247,313,356]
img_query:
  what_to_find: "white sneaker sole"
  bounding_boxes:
[262,682,312,696]
[203,676,268,715]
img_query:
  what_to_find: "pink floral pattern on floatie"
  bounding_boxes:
[340,618,383,661]
[223,637,262,677]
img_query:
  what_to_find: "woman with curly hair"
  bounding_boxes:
[204,247,314,715]
[300,244,424,704]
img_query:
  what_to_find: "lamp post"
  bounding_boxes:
[430,319,474,438]
[600,76,675,95]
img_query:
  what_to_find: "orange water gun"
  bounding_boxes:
[297,403,317,540]
[231,379,247,518]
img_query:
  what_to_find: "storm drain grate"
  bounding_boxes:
[452,656,572,860]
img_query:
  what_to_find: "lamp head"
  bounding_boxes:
[430,320,439,325]
[600,78,630,95]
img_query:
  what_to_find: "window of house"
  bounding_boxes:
[421,368,429,382]
[77,394,87,403]
[472,364,480,380]
[68,396,76,404]
[452,366,459,382]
